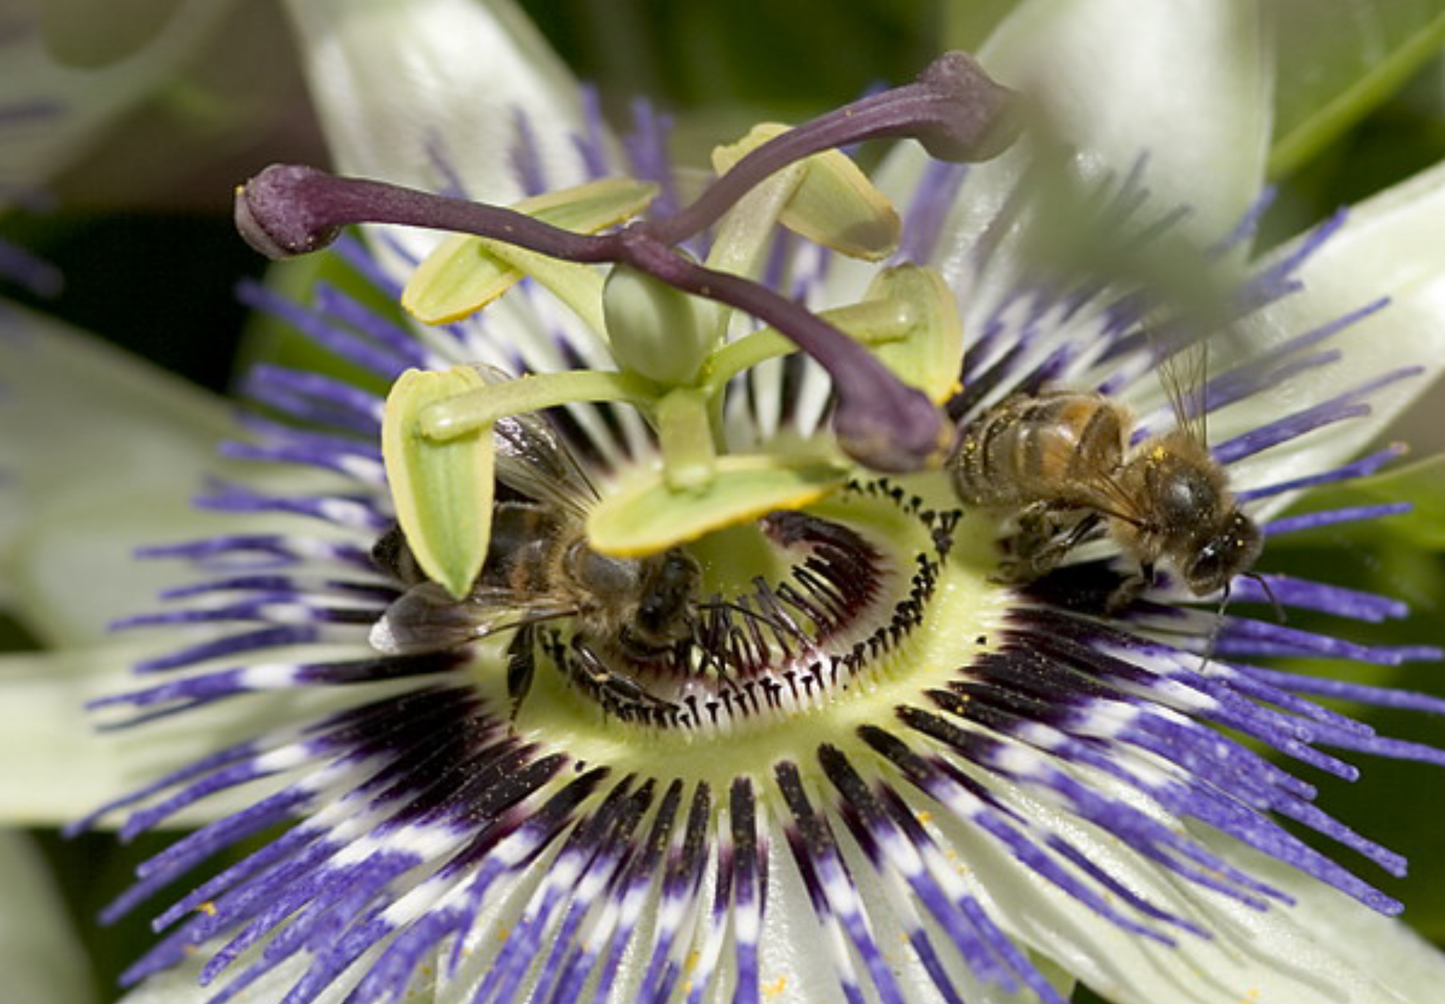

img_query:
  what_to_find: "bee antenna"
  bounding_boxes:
[1197,581,1233,674]
[696,599,807,642]
[1246,571,1287,624]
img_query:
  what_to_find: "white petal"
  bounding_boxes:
[0,308,228,644]
[118,955,332,1004]
[1227,155,1445,496]
[0,832,95,1004]
[0,640,380,826]
[0,308,328,646]
[917,777,1427,1004]
[280,0,606,311]
[758,830,1076,1004]
[282,0,591,202]
[1201,834,1445,1004]
[873,0,1270,293]
[0,0,232,198]
[981,0,1270,238]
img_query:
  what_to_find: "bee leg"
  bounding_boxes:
[1107,560,1155,612]
[997,506,1096,582]
[505,626,536,717]
[567,637,676,714]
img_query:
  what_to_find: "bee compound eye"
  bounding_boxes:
[637,551,699,637]
[1184,545,1227,595]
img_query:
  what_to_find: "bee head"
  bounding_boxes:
[1182,510,1261,596]
[637,550,701,638]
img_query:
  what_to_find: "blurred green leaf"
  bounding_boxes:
[1269,0,1445,177]
[941,0,1025,52]
[1273,453,1445,550]
[41,0,193,68]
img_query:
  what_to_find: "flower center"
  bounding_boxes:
[245,51,1029,785]
[485,477,1008,784]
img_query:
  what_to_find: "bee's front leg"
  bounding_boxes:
[1107,560,1155,612]
[567,637,677,715]
[505,626,536,718]
[997,505,1099,582]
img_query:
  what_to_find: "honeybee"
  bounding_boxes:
[949,350,1261,607]
[369,405,701,712]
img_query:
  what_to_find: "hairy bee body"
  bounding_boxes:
[952,391,1128,510]
[950,389,1261,602]
[370,405,700,711]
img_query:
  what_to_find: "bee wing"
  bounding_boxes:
[369,581,578,655]
[1073,467,1152,528]
[1029,423,1152,529]
[465,366,600,519]
[492,409,600,519]
[1153,337,1210,447]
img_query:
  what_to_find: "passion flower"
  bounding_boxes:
[71,5,1445,1004]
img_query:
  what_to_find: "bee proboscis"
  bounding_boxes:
[949,349,1262,607]
[370,404,701,713]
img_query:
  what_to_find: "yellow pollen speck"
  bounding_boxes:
[496,926,511,944]
[916,811,932,825]
[199,901,218,917]
[685,949,701,974]
[763,976,790,999]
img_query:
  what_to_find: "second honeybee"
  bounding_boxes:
[950,388,1261,605]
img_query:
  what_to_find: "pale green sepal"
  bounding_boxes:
[864,265,964,403]
[587,456,848,557]
[713,123,901,261]
[40,0,188,67]
[0,0,233,206]
[401,178,658,326]
[382,367,495,600]
[0,639,358,827]
[0,833,95,1004]
[604,265,710,385]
